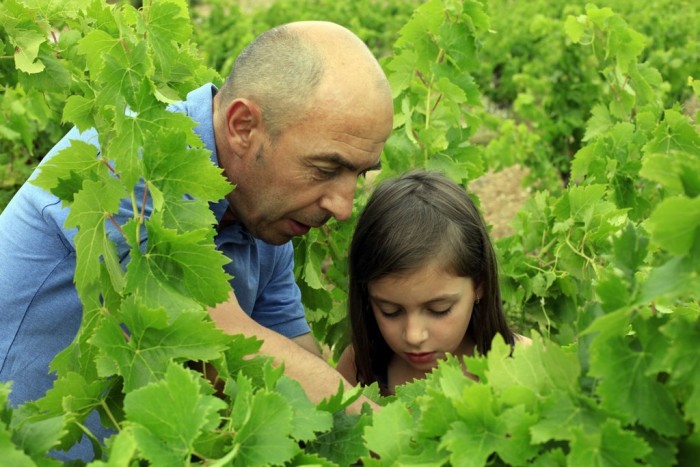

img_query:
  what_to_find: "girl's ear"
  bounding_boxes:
[475,283,485,303]
[224,98,264,154]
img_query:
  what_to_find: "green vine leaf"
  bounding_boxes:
[274,377,333,442]
[364,401,423,464]
[645,196,700,256]
[589,333,686,436]
[228,379,299,467]
[487,336,581,396]
[661,314,700,428]
[91,298,230,391]
[141,0,193,77]
[65,177,127,290]
[123,214,232,312]
[439,385,503,467]
[142,128,230,203]
[569,419,651,465]
[8,405,66,460]
[30,140,106,203]
[123,363,227,465]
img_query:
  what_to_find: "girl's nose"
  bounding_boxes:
[404,315,428,346]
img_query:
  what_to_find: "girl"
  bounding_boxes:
[337,170,528,396]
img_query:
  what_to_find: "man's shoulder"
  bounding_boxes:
[168,83,217,115]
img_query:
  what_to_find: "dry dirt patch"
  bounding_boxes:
[470,165,530,239]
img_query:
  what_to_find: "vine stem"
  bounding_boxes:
[564,236,599,276]
[130,192,139,226]
[609,80,621,102]
[322,225,343,261]
[99,157,118,176]
[431,93,443,113]
[207,443,241,467]
[99,397,122,432]
[412,128,425,150]
[423,69,438,165]
[425,75,433,129]
[73,420,103,458]
[139,183,149,223]
[539,297,553,340]
[523,261,563,277]
[415,69,428,86]
[108,214,126,237]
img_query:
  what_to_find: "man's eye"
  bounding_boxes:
[315,167,338,179]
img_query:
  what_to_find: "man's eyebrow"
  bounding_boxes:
[367,160,382,172]
[312,153,382,172]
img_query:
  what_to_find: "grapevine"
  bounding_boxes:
[0,0,698,465]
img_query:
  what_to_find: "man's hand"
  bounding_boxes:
[208,291,379,413]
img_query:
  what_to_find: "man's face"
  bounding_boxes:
[228,100,392,245]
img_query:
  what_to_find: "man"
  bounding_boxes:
[0,21,393,459]
[206,20,393,404]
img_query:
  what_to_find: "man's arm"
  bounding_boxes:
[291,332,322,357]
[208,291,377,413]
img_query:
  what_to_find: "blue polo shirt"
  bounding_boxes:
[0,83,309,459]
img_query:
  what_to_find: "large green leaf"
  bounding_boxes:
[91,298,231,391]
[124,363,226,465]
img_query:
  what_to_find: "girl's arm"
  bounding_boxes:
[336,345,358,385]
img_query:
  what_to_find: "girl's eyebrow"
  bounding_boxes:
[370,293,461,307]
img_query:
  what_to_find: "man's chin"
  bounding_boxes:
[254,229,293,245]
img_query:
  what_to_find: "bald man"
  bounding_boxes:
[207,21,392,401]
[0,21,393,461]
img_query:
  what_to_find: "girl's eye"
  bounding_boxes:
[429,306,452,316]
[379,309,401,318]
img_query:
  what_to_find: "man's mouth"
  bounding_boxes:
[288,219,311,236]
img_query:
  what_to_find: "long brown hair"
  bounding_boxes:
[347,170,514,387]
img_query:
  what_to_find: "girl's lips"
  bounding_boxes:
[405,352,436,364]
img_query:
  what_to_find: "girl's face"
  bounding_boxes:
[368,260,482,375]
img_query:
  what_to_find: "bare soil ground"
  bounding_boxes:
[470,165,530,239]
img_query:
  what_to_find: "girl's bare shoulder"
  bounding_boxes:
[514,333,533,346]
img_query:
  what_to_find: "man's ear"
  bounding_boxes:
[224,98,264,153]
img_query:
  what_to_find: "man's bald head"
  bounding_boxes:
[218,21,392,139]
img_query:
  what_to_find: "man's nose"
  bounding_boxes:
[319,177,356,221]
